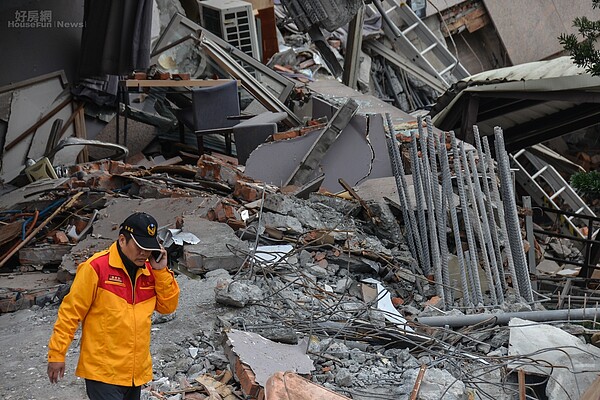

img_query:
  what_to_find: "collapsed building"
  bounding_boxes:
[0,1,599,399]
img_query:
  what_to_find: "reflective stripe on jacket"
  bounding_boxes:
[47,242,180,386]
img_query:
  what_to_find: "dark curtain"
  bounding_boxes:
[79,0,153,77]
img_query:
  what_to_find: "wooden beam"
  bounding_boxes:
[0,192,82,269]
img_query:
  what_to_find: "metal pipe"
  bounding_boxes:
[417,307,600,328]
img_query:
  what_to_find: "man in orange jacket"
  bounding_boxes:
[47,212,180,400]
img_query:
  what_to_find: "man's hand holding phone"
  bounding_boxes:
[149,246,167,270]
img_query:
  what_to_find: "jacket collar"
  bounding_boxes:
[108,242,151,277]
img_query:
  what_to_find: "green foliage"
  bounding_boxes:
[570,170,600,196]
[558,0,600,76]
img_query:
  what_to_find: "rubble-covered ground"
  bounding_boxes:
[1,7,599,398]
[1,153,599,400]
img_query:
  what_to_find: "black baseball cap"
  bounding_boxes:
[120,212,161,251]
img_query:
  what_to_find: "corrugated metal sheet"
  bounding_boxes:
[429,57,600,149]
[463,56,588,83]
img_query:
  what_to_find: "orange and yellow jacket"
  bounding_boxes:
[47,242,180,386]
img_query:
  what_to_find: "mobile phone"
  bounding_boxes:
[152,250,163,263]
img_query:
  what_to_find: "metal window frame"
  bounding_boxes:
[151,13,294,103]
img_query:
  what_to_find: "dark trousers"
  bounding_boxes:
[85,379,141,400]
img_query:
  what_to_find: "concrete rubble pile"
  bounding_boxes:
[1,125,599,399]
[1,2,600,400]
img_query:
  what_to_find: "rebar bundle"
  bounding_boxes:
[383,118,536,308]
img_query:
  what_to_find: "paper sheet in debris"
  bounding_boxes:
[361,278,414,332]
[159,228,200,247]
[226,329,315,387]
[253,244,294,265]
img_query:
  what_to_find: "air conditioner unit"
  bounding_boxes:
[198,0,260,61]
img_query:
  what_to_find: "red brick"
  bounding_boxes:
[273,130,299,141]
[424,296,442,308]
[51,231,70,244]
[233,182,260,203]
[235,359,263,399]
[172,73,190,80]
[391,297,404,306]
[132,72,147,80]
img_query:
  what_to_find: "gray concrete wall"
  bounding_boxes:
[0,0,84,87]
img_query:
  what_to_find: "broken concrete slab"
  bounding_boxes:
[90,196,220,239]
[259,193,358,242]
[400,367,467,400]
[307,79,417,127]
[57,196,221,278]
[0,178,70,212]
[286,98,359,187]
[59,237,113,281]
[245,110,392,193]
[182,215,247,273]
[215,279,263,307]
[223,329,315,388]
[354,175,459,211]
[508,317,600,400]
[19,244,73,268]
[536,259,563,275]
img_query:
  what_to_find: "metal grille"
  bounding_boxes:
[199,0,260,61]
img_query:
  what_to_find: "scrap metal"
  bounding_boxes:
[284,98,359,187]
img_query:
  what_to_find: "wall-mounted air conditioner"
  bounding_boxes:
[198,0,260,61]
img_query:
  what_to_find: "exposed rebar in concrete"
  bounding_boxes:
[438,132,473,308]
[451,132,484,306]
[494,127,534,303]
[427,117,452,305]
[474,127,507,292]
[467,148,505,303]
[483,136,520,296]
[467,149,505,304]
[410,131,432,276]
[418,117,444,303]
[461,145,498,305]
[384,113,423,273]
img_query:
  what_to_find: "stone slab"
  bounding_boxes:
[182,215,247,273]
